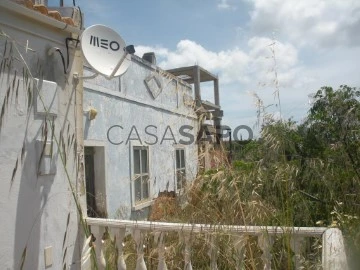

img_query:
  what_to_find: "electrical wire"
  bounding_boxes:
[77,5,83,29]
[53,48,67,74]
[65,38,80,71]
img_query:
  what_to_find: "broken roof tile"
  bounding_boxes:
[13,1,75,26]
[33,4,48,15]
[48,10,62,21]
[61,17,74,26]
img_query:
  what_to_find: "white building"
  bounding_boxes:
[0,1,85,269]
[82,55,201,220]
[0,0,225,268]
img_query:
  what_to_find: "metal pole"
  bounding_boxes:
[229,130,232,162]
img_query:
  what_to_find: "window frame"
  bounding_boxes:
[174,147,186,192]
[130,142,152,210]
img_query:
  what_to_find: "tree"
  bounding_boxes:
[177,85,360,268]
[305,85,360,179]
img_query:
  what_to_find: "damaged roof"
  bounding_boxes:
[13,0,75,26]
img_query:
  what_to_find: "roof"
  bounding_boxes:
[13,0,75,26]
[166,65,218,83]
[130,54,192,88]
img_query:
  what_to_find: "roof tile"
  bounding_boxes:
[13,1,75,26]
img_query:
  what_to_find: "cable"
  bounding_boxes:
[77,5,83,29]
[49,5,81,74]
[48,47,67,74]
[55,49,66,74]
[65,38,80,71]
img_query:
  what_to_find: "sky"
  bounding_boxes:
[51,0,360,137]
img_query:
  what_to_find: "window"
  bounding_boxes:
[133,146,150,203]
[175,149,186,190]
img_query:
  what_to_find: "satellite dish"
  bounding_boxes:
[80,24,132,78]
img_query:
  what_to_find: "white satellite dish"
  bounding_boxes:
[80,24,132,78]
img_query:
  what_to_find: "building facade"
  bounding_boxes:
[0,1,223,269]
[83,55,200,220]
[0,1,85,269]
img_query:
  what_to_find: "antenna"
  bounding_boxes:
[79,24,134,79]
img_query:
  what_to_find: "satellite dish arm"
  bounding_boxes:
[109,52,128,78]
[73,70,100,80]
[108,45,135,79]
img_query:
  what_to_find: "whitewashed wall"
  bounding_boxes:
[83,56,199,220]
[0,5,83,270]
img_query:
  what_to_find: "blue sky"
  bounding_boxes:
[51,0,360,137]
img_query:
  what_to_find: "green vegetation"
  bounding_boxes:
[90,85,360,269]
[139,85,360,269]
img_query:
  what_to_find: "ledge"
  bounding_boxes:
[201,100,221,110]
[86,217,327,236]
[132,199,154,211]
[131,200,154,211]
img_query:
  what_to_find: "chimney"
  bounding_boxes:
[142,52,156,65]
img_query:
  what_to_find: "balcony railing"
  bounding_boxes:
[85,217,348,270]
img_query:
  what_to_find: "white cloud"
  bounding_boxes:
[135,45,169,59]
[137,40,250,84]
[135,35,360,131]
[135,37,307,131]
[217,0,232,10]
[248,0,360,47]
[136,37,299,87]
[247,37,299,87]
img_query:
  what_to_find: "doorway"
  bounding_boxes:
[84,145,107,218]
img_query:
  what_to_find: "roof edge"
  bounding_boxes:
[0,0,81,35]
